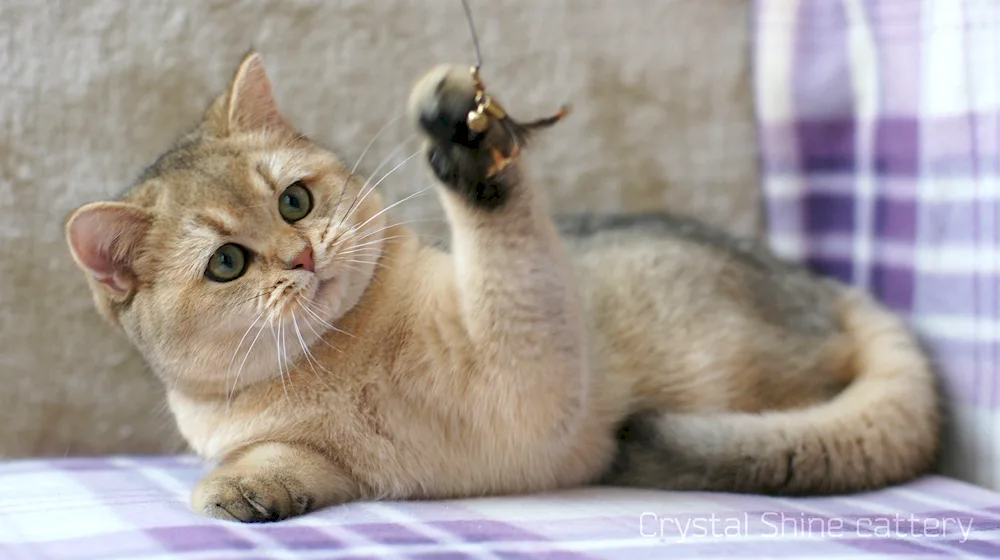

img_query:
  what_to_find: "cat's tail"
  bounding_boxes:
[605,289,942,494]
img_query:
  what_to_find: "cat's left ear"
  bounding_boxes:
[223,51,290,135]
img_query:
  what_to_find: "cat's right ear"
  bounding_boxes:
[65,202,152,294]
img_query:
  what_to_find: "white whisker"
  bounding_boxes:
[336,248,386,259]
[226,309,268,408]
[334,261,382,286]
[281,317,295,396]
[300,299,358,340]
[336,254,398,267]
[337,234,406,255]
[300,308,350,356]
[333,219,446,253]
[337,257,386,265]
[351,115,404,176]
[272,318,290,400]
[226,309,267,373]
[292,311,336,391]
[230,317,270,407]
[339,186,433,249]
[335,135,419,234]
[301,296,333,313]
[324,116,404,242]
[340,149,422,229]
[338,258,394,272]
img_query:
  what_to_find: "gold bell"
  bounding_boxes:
[466,66,507,133]
[467,109,489,132]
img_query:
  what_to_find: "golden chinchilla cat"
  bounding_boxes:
[65,53,941,522]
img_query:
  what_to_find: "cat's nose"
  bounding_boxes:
[287,246,314,273]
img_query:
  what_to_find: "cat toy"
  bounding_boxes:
[459,0,570,175]
[461,0,504,135]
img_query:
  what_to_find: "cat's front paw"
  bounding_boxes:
[408,64,482,148]
[192,470,314,523]
[407,64,525,210]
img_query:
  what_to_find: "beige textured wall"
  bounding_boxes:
[0,1,757,457]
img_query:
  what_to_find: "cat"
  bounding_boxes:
[64,52,941,522]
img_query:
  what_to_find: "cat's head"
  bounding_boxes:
[65,53,388,393]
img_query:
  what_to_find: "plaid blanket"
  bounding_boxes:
[755,0,1000,490]
[1,456,999,559]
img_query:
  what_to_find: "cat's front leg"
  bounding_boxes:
[192,442,360,522]
[408,66,590,451]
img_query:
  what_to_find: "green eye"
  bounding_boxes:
[206,243,249,282]
[279,181,313,222]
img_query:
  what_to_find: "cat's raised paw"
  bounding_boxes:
[192,471,314,523]
[407,64,525,211]
[408,64,482,148]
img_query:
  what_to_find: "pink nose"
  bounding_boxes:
[288,246,314,272]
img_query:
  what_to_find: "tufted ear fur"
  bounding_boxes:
[65,202,152,294]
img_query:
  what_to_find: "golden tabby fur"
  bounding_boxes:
[65,53,941,522]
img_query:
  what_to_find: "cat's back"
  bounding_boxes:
[557,212,849,413]
[556,212,841,335]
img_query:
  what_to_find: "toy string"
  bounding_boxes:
[460,0,483,70]
[459,0,570,135]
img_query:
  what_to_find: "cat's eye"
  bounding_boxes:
[205,243,250,283]
[279,181,313,223]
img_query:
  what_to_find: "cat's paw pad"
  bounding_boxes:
[192,471,313,523]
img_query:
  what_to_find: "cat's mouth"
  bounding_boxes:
[265,273,325,320]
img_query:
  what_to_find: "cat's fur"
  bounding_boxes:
[65,53,941,522]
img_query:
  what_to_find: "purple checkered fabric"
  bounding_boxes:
[1,456,999,559]
[755,0,1000,489]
